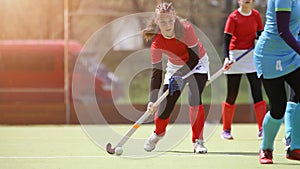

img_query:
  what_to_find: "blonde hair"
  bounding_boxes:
[142,2,184,43]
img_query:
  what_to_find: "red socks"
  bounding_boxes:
[222,102,236,131]
[222,101,266,131]
[154,112,170,136]
[154,104,206,142]
[190,105,205,142]
[254,100,267,131]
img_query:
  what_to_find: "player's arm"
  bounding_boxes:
[222,13,235,70]
[168,46,198,96]
[149,61,162,102]
[256,11,264,40]
[256,30,263,39]
[174,45,199,76]
[173,23,202,76]
[276,11,300,54]
[222,33,233,70]
[223,33,232,59]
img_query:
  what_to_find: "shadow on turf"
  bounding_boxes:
[159,150,258,156]
[160,150,300,164]
[276,163,300,166]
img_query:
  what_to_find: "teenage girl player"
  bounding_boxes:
[142,2,210,154]
[254,0,300,164]
[221,0,266,140]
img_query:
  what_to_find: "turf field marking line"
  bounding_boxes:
[1,156,113,159]
[0,153,287,159]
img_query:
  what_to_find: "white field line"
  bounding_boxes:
[0,153,286,159]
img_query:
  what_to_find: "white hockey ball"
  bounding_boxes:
[115,147,123,156]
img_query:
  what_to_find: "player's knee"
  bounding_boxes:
[158,111,171,119]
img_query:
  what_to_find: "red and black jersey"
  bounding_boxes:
[224,9,263,50]
[150,21,206,65]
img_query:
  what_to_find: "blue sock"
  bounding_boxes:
[261,112,283,150]
[285,102,297,140]
[291,104,300,150]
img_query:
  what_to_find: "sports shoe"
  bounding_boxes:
[258,129,263,140]
[286,148,300,161]
[282,137,291,151]
[193,139,207,154]
[221,130,234,140]
[259,149,273,164]
[144,132,162,152]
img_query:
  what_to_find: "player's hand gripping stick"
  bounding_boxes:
[206,47,254,86]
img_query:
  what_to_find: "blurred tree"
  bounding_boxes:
[219,0,233,46]
[0,0,63,39]
[0,0,250,48]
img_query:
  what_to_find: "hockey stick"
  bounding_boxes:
[106,89,169,155]
[106,73,191,155]
[205,47,254,86]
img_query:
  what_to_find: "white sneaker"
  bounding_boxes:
[193,139,207,154]
[144,132,162,152]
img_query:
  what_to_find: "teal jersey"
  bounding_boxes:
[254,0,300,79]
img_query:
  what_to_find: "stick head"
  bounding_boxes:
[106,143,115,154]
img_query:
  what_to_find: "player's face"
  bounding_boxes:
[156,13,176,38]
[238,0,253,7]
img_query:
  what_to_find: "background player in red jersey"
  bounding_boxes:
[221,0,266,140]
[142,2,210,154]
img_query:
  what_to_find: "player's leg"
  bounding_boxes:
[254,101,267,139]
[283,101,296,149]
[285,69,300,160]
[144,85,181,152]
[283,87,299,150]
[259,77,286,164]
[246,72,266,139]
[222,74,241,139]
[187,73,208,153]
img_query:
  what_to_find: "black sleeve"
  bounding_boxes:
[174,45,199,76]
[276,11,300,54]
[256,30,263,39]
[223,33,232,59]
[149,62,162,102]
